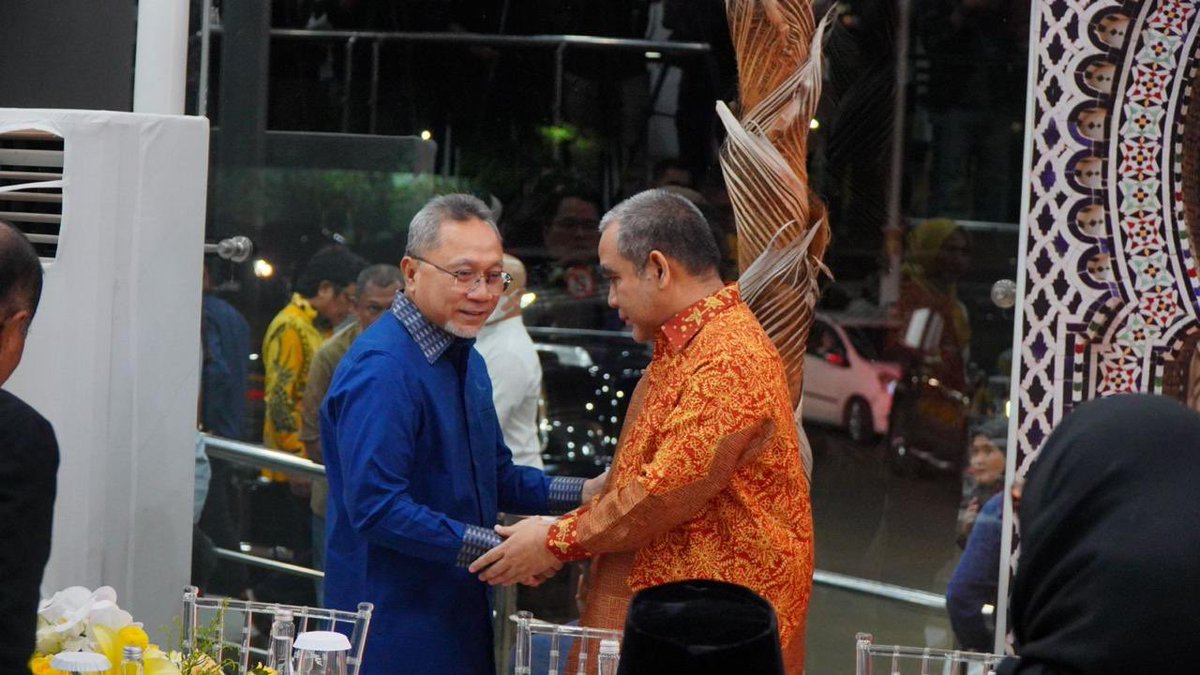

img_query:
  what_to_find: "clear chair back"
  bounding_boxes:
[855,633,1004,675]
[511,611,623,675]
[181,586,372,675]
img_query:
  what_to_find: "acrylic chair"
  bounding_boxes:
[855,633,1004,675]
[510,610,623,675]
[181,585,373,675]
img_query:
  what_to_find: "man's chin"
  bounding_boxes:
[444,321,484,339]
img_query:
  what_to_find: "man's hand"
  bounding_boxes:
[582,469,609,503]
[468,517,562,586]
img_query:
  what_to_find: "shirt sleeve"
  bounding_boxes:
[329,351,490,567]
[301,349,334,464]
[546,354,777,561]
[945,495,1003,652]
[263,324,306,457]
[456,524,503,567]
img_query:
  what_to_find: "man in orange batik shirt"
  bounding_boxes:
[470,189,814,672]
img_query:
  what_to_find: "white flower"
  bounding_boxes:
[37,586,94,623]
[35,586,134,654]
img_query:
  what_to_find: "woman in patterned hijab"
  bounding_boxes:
[998,394,1200,674]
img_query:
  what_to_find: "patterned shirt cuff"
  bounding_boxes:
[455,524,502,568]
[546,514,589,562]
[547,476,587,514]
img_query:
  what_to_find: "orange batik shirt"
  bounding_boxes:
[546,284,815,673]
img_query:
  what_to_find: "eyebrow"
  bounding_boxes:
[443,257,502,269]
[599,265,616,276]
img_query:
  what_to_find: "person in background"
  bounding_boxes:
[893,218,972,393]
[998,395,1200,674]
[504,178,604,309]
[956,418,1007,548]
[319,194,604,674]
[263,244,367,470]
[887,218,974,469]
[946,477,1021,652]
[539,191,603,301]
[812,324,847,366]
[0,222,59,672]
[299,263,403,605]
[260,244,366,589]
[196,262,252,595]
[651,157,695,191]
[475,253,544,469]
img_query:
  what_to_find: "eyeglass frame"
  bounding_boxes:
[410,255,513,294]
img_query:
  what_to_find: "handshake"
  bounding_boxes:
[468,470,606,587]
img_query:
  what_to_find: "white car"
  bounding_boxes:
[802,313,902,443]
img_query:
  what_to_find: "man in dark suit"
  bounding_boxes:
[0,221,59,672]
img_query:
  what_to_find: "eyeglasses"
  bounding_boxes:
[412,256,512,294]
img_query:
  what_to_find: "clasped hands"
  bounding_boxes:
[469,470,607,586]
[468,516,561,587]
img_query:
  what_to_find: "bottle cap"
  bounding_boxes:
[123,645,143,660]
[294,631,352,652]
[599,639,620,655]
[50,652,112,672]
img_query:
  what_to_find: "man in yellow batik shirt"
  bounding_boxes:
[262,245,366,476]
[471,190,814,673]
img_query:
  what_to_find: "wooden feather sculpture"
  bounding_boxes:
[719,0,832,477]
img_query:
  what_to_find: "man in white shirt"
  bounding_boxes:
[476,254,544,469]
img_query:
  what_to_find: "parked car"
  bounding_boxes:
[802,313,902,443]
[530,327,650,477]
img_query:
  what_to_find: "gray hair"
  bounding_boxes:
[405,193,501,257]
[356,263,404,290]
[599,189,721,275]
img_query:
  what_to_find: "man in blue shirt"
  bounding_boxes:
[197,264,251,595]
[321,194,598,674]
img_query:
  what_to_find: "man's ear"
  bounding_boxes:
[0,308,31,358]
[647,250,671,289]
[400,257,418,290]
[5,309,30,334]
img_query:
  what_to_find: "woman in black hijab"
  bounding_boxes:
[998,394,1200,674]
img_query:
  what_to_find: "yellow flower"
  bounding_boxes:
[118,626,150,651]
[28,654,69,675]
[142,652,182,675]
[249,663,277,675]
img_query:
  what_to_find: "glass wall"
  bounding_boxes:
[190,0,1029,671]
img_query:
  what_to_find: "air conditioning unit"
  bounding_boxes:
[0,109,209,636]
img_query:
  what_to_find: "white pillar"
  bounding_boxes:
[133,0,190,114]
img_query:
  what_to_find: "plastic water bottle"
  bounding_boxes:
[597,639,620,675]
[267,607,296,674]
[120,646,144,675]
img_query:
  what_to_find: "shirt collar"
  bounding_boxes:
[289,293,319,323]
[391,291,457,364]
[657,283,742,355]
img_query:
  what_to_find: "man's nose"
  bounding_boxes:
[467,279,493,300]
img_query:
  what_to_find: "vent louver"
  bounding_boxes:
[0,130,64,261]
